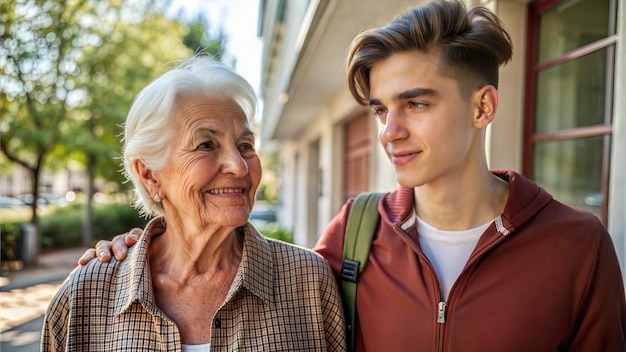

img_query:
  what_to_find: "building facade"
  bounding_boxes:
[258,0,626,276]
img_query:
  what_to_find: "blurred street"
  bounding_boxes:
[0,247,87,352]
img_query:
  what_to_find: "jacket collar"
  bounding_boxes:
[381,170,553,235]
[113,219,275,317]
[493,170,553,234]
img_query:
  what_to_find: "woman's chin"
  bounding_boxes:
[216,212,252,228]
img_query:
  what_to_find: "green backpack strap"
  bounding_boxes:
[341,192,383,352]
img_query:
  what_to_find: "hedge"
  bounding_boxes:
[1,202,292,267]
[1,202,147,266]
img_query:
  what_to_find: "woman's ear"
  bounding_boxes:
[133,159,158,190]
[472,85,498,128]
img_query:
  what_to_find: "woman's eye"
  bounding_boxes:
[197,141,215,150]
[239,142,255,153]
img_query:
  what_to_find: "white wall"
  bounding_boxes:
[276,141,298,231]
[608,0,626,272]
[485,0,528,172]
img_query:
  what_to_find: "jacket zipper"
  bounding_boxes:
[394,222,513,351]
[393,225,447,350]
[437,301,446,323]
[441,226,511,351]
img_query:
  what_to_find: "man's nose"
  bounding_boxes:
[380,109,409,142]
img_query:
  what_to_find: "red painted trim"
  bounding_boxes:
[533,0,561,13]
[524,0,616,225]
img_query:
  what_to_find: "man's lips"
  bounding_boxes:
[389,151,421,166]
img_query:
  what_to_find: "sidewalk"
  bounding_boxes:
[0,247,88,351]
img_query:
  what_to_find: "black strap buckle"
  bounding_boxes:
[341,259,360,283]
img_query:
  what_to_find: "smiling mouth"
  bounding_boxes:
[390,151,421,166]
[208,188,245,194]
[391,150,421,158]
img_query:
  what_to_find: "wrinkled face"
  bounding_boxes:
[369,50,480,188]
[156,94,261,229]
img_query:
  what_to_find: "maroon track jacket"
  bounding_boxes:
[315,170,626,352]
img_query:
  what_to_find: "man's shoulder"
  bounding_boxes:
[541,197,604,227]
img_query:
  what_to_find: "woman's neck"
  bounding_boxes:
[148,218,244,283]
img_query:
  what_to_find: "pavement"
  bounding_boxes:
[0,246,88,352]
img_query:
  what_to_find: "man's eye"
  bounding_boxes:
[372,107,387,117]
[409,101,427,109]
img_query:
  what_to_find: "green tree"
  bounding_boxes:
[62,10,195,246]
[1,0,100,264]
[183,15,226,58]
[1,0,226,257]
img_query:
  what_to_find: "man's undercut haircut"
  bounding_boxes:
[346,0,513,104]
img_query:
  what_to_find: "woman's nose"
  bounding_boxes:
[220,148,248,177]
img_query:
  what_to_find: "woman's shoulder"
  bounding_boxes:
[266,238,330,269]
[44,252,137,331]
[61,256,121,292]
[243,224,331,272]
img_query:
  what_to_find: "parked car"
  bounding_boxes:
[15,193,68,207]
[249,203,277,227]
[0,196,28,209]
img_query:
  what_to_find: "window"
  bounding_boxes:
[525,0,617,223]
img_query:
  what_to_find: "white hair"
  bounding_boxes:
[122,56,258,218]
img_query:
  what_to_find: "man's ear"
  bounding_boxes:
[472,85,498,128]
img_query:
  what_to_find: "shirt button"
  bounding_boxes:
[215,318,222,329]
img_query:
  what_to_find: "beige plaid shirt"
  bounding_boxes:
[42,219,346,351]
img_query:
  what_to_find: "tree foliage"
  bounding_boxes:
[183,15,226,58]
[0,0,226,256]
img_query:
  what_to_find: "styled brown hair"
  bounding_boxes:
[346,0,513,105]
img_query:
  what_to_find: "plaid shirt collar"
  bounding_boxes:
[113,218,275,317]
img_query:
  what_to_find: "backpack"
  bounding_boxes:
[340,192,383,352]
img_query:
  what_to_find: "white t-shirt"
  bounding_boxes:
[417,216,495,301]
[182,343,211,352]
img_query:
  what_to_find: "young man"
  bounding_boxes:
[313,0,626,350]
[83,0,626,351]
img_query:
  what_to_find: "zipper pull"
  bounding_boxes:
[437,301,446,323]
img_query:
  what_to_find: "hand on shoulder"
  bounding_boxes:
[77,228,142,265]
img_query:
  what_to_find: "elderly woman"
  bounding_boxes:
[42,57,346,351]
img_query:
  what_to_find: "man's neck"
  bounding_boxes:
[414,171,509,231]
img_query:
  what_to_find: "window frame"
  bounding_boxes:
[523,0,618,223]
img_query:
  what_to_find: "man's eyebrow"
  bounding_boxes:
[369,87,438,106]
[369,98,382,106]
[396,87,437,101]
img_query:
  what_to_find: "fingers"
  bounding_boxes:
[77,228,143,265]
[124,228,141,246]
[95,239,114,262]
[77,248,97,266]
[109,235,127,261]
[111,227,141,261]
